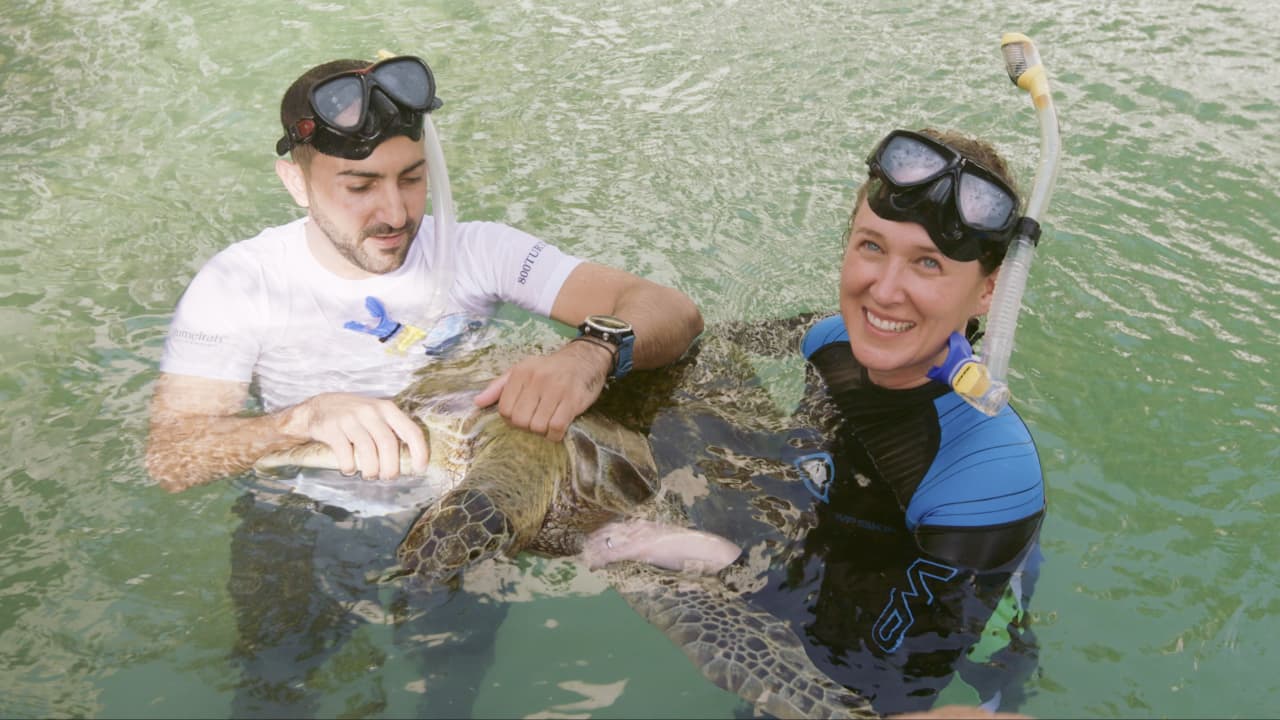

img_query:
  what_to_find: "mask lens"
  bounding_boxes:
[880,134,952,185]
[957,172,1017,230]
[312,76,365,130]
[372,58,433,108]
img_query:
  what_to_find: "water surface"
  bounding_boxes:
[2,0,1278,717]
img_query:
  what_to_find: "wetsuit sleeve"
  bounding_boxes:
[953,543,1043,713]
[908,396,1045,572]
[915,512,1043,572]
[868,539,1042,713]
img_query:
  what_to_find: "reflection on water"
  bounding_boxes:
[1,0,1278,717]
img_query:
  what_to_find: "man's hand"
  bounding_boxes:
[472,339,614,442]
[280,392,429,480]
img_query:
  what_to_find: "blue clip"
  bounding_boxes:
[794,452,834,503]
[343,296,402,342]
[926,331,974,386]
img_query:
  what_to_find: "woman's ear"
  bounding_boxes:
[975,266,1000,317]
[275,158,310,208]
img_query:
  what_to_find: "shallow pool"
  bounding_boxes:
[2,0,1277,717]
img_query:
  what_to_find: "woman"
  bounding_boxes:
[587,128,1046,717]
[778,126,1044,715]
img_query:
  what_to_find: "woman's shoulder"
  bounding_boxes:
[909,396,1045,529]
[801,314,846,358]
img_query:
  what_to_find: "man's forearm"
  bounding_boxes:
[617,284,704,370]
[146,410,301,493]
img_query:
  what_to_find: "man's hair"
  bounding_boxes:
[279,58,372,170]
[847,127,1019,274]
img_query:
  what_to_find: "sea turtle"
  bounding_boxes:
[255,336,877,720]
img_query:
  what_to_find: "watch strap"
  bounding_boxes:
[576,316,634,379]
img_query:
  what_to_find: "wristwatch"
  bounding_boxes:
[576,314,635,379]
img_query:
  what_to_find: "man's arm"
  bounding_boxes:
[146,372,429,492]
[474,261,703,441]
[550,262,704,370]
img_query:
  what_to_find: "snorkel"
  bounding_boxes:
[933,32,1061,416]
[374,50,459,325]
[419,86,458,328]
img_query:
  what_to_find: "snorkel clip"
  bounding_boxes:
[1017,216,1042,246]
[928,332,1009,414]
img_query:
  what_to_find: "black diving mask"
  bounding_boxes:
[865,129,1021,262]
[276,55,443,160]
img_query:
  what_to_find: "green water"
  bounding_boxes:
[2,0,1278,717]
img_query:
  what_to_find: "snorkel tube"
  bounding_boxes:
[942,33,1061,416]
[376,49,457,323]
[420,110,457,320]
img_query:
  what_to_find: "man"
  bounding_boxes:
[148,54,701,493]
[145,54,702,716]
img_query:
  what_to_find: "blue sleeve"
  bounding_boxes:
[907,394,1044,529]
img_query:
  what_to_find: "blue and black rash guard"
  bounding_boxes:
[753,314,1046,715]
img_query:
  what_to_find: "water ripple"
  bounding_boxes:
[2,0,1279,717]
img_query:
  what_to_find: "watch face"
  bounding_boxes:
[588,315,631,332]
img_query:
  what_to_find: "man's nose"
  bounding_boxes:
[374,183,408,230]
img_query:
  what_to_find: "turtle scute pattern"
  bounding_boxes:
[391,344,661,584]
[608,561,879,720]
[397,486,515,581]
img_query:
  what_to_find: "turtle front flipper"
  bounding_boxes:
[397,422,570,585]
[607,564,878,720]
[253,441,417,478]
[396,486,519,584]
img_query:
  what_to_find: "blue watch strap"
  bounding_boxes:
[613,332,634,379]
[577,315,635,379]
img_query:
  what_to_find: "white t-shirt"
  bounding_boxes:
[160,216,583,514]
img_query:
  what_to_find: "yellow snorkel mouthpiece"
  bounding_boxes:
[929,331,994,401]
[951,361,992,398]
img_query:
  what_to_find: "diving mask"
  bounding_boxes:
[276,55,444,160]
[866,129,1021,262]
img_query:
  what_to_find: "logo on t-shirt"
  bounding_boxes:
[172,329,226,346]
[516,241,547,285]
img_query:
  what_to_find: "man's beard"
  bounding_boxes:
[312,209,418,275]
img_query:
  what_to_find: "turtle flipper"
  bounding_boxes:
[253,442,417,478]
[396,486,518,584]
[607,564,878,720]
[397,424,566,584]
